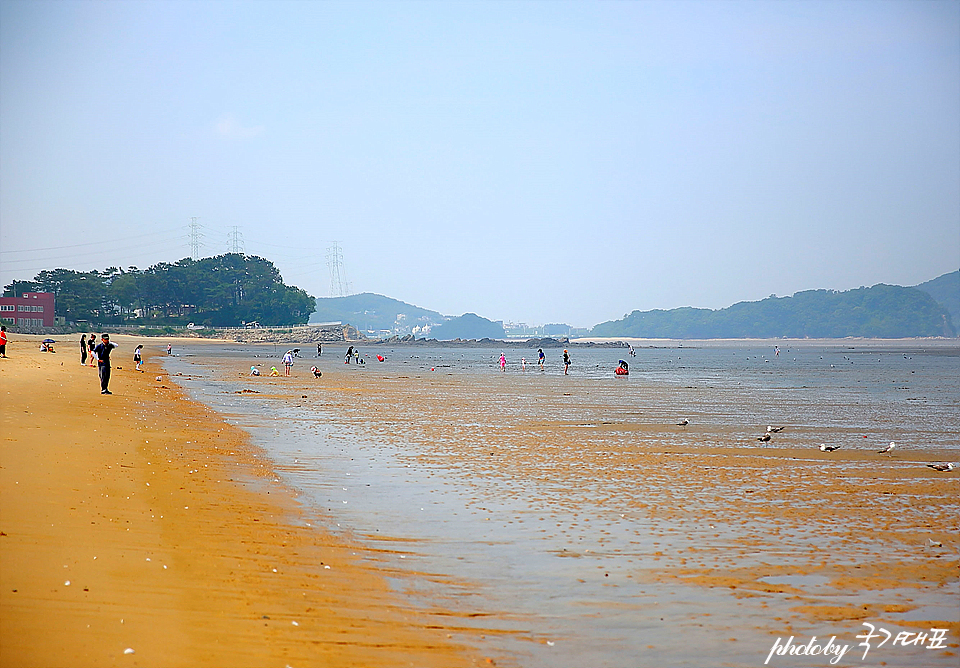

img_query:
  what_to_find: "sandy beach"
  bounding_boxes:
[3,335,958,667]
[0,335,480,668]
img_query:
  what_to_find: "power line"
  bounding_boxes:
[227,226,245,254]
[325,242,349,297]
[0,227,182,255]
[189,217,202,260]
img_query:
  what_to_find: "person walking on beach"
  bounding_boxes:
[80,334,87,365]
[317,343,322,357]
[499,352,506,372]
[134,344,143,372]
[0,325,6,358]
[538,348,545,370]
[94,334,118,394]
[563,349,571,375]
[282,350,294,376]
[345,345,353,364]
[87,334,97,367]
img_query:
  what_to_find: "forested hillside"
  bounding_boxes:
[310,293,444,332]
[3,254,314,327]
[591,284,955,339]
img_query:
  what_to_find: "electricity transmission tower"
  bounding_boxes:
[227,226,245,254]
[325,242,350,297]
[189,217,203,260]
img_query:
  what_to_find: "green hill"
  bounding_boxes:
[309,293,444,334]
[431,313,505,341]
[913,271,959,331]
[591,283,956,339]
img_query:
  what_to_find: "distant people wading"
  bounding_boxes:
[499,353,506,371]
[538,348,545,370]
[563,349,571,375]
[94,334,118,395]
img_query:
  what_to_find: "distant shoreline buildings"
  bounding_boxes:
[0,292,56,329]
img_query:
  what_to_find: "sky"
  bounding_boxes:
[1,1,958,328]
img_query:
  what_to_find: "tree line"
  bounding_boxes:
[3,254,315,328]
[591,284,956,339]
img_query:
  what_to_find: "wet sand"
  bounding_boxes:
[162,344,959,666]
[0,336,481,667]
[4,336,958,667]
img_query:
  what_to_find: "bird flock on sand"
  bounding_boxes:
[671,420,956,472]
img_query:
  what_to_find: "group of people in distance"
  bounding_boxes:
[500,348,572,374]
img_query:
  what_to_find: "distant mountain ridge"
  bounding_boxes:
[310,271,959,340]
[913,270,959,330]
[309,293,444,333]
[591,278,957,339]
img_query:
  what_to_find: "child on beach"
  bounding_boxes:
[134,345,143,372]
[270,366,280,376]
[88,335,97,366]
[250,366,261,376]
[311,366,322,378]
[499,353,506,371]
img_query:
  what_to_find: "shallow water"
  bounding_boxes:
[164,341,960,667]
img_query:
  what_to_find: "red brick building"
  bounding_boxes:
[0,292,56,328]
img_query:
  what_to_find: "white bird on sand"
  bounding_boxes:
[757,433,771,442]
[926,462,956,472]
[878,441,896,454]
[767,426,785,433]
[819,444,841,452]
[677,419,689,426]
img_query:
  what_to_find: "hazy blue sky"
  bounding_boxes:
[2,1,958,327]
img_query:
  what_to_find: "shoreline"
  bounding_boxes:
[160,340,959,666]
[0,335,482,667]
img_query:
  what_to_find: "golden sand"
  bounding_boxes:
[0,336,481,668]
[3,334,958,667]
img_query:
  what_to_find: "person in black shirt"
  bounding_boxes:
[93,334,118,394]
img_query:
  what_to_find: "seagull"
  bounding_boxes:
[878,441,896,454]
[767,426,785,433]
[926,463,955,472]
[677,419,689,426]
[819,444,841,452]
[757,433,771,442]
